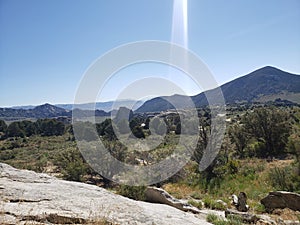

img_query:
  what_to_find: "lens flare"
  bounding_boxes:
[169,0,190,88]
[171,0,188,49]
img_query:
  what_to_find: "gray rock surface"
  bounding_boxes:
[0,163,211,225]
[261,191,300,212]
[144,186,201,214]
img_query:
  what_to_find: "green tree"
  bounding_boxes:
[36,119,65,136]
[242,107,291,157]
[20,120,37,136]
[96,119,117,141]
[131,126,145,138]
[0,120,7,133]
[6,122,25,138]
[229,124,249,158]
[56,148,88,182]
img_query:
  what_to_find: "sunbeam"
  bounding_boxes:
[171,0,188,49]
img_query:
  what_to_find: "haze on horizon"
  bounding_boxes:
[0,0,299,107]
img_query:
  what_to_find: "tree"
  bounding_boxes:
[242,107,291,157]
[96,119,117,141]
[129,117,145,139]
[131,126,145,139]
[20,120,37,136]
[36,119,65,136]
[6,122,25,138]
[229,124,249,158]
[0,120,7,133]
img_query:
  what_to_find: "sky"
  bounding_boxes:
[0,0,300,107]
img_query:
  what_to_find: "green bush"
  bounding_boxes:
[203,196,227,210]
[116,185,146,201]
[188,200,203,209]
[206,213,219,223]
[268,166,297,192]
[206,213,242,225]
[62,161,87,182]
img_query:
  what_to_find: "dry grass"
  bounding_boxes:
[163,183,201,199]
[270,208,300,221]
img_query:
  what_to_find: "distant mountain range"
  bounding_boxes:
[56,99,144,112]
[136,66,300,112]
[4,100,144,120]
[0,103,110,120]
[12,99,144,112]
[1,66,299,119]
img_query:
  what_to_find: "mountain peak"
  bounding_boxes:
[251,66,288,76]
[136,66,300,112]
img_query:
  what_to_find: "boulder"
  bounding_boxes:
[145,186,201,214]
[0,163,212,225]
[231,192,249,212]
[261,191,300,212]
[237,192,249,212]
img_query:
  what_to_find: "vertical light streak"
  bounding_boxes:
[171,0,188,49]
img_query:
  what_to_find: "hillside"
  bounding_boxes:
[136,66,300,113]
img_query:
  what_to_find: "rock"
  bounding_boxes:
[0,163,212,225]
[225,208,259,223]
[261,191,300,212]
[237,192,249,212]
[216,199,228,208]
[145,186,201,214]
[231,194,238,206]
[231,192,249,212]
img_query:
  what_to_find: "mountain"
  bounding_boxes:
[0,103,69,119]
[32,103,69,118]
[56,99,145,112]
[10,100,145,112]
[136,66,300,112]
[1,100,140,120]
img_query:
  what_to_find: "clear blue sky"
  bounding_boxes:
[1,0,299,107]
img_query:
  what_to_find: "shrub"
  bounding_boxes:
[206,213,242,225]
[188,200,203,209]
[116,185,146,201]
[206,213,219,223]
[268,166,297,192]
[203,196,227,210]
[63,161,88,182]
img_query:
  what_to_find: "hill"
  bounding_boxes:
[136,66,300,112]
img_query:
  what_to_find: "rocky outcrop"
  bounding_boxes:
[0,163,211,225]
[261,191,300,212]
[145,186,201,214]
